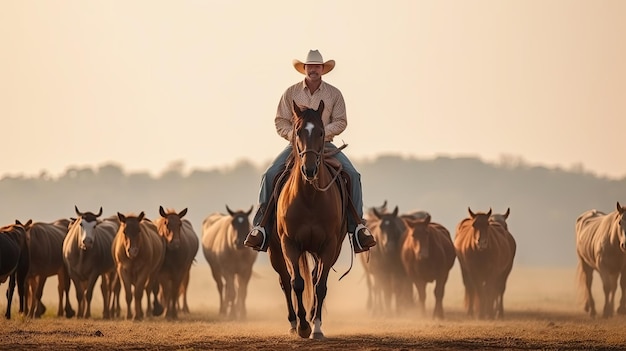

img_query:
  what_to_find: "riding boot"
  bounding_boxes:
[244,203,269,252]
[349,220,376,254]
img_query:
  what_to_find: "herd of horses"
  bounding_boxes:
[1,100,625,340]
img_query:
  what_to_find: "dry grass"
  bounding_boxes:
[0,257,624,350]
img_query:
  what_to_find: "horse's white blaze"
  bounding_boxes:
[305,122,314,137]
[237,217,244,223]
[80,220,97,245]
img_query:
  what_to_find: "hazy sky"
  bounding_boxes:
[2,1,625,179]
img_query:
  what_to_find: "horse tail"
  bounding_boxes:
[299,253,314,317]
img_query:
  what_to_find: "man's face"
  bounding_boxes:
[304,64,323,81]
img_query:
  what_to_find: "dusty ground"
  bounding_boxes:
[1,256,624,350]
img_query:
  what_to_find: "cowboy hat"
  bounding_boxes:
[292,50,335,75]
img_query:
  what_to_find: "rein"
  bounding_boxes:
[297,144,348,192]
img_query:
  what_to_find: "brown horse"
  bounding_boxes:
[155,206,199,320]
[361,205,412,316]
[269,100,348,339]
[576,202,626,318]
[0,222,29,319]
[63,206,119,319]
[202,205,257,319]
[112,212,165,321]
[21,219,75,318]
[454,207,516,319]
[401,212,456,319]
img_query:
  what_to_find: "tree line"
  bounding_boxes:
[1,155,624,268]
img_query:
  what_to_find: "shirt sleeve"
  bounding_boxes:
[324,92,347,141]
[275,89,294,142]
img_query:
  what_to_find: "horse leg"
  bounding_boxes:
[5,274,15,319]
[618,269,626,315]
[414,280,426,316]
[579,261,596,317]
[269,247,297,334]
[224,274,236,319]
[72,278,85,318]
[311,264,331,340]
[84,273,100,319]
[100,273,112,319]
[210,267,226,316]
[283,245,310,339]
[62,270,75,318]
[236,269,253,320]
[433,274,448,320]
[600,271,618,318]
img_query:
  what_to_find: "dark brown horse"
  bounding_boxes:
[454,207,516,319]
[401,211,456,319]
[63,206,119,319]
[112,212,165,321]
[361,205,412,316]
[202,205,257,319]
[269,100,348,339]
[0,222,29,319]
[21,219,75,318]
[576,202,626,318]
[155,206,199,320]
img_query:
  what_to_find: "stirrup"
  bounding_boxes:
[246,226,267,250]
[352,223,372,251]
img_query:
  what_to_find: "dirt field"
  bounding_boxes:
[1,256,625,350]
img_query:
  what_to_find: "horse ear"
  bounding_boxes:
[96,207,103,217]
[226,205,235,217]
[504,207,510,219]
[159,206,167,218]
[138,212,145,221]
[117,212,126,223]
[391,206,399,217]
[618,202,624,214]
[468,207,475,218]
[293,100,302,117]
[178,208,188,218]
[487,208,492,216]
[75,205,82,217]
[317,100,324,114]
[246,206,254,216]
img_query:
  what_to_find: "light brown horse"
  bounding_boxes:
[576,202,626,318]
[20,219,75,318]
[489,207,516,318]
[202,205,257,320]
[63,206,119,319]
[401,211,456,319]
[454,207,516,319]
[0,222,29,319]
[269,100,348,339]
[155,206,199,320]
[112,212,165,321]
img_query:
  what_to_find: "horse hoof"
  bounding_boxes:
[289,327,297,335]
[312,332,325,340]
[298,324,312,339]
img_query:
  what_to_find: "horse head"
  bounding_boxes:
[75,205,103,250]
[371,205,405,253]
[617,202,626,252]
[118,212,145,259]
[292,100,325,182]
[489,208,510,231]
[468,207,492,250]
[404,211,433,260]
[226,205,253,248]
[158,206,188,250]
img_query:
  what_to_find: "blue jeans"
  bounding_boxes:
[258,142,364,228]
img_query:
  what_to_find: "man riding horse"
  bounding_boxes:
[244,49,376,254]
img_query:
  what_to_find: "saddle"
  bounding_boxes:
[257,147,361,234]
